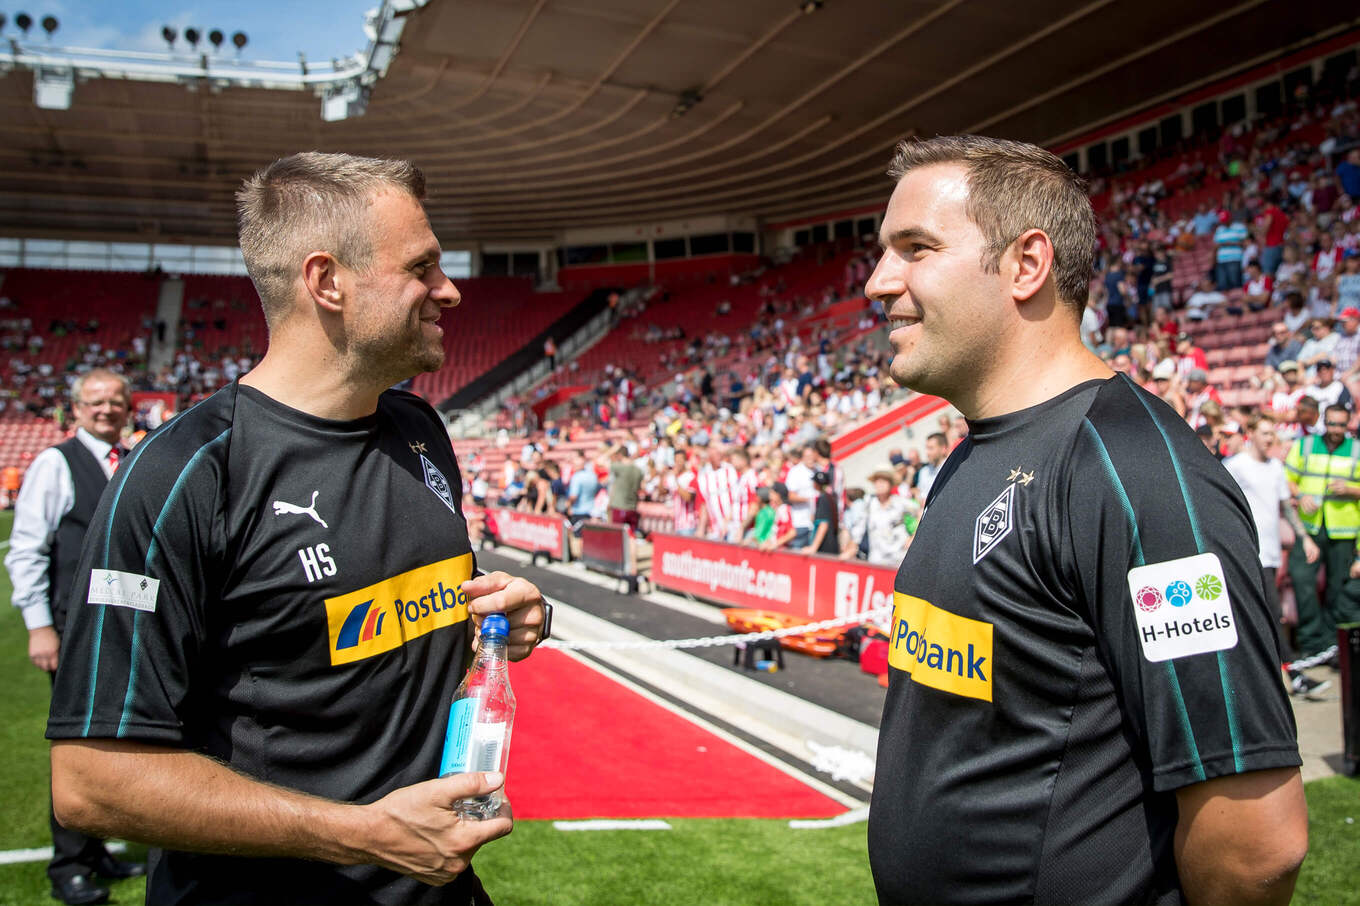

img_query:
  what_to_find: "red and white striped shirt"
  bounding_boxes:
[697,462,754,539]
[672,469,699,533]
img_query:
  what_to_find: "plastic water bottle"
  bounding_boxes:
[440,613,516,820]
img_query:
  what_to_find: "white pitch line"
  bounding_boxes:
[788,805,870,829]
[553,819,672,831]
[0,841,126,866]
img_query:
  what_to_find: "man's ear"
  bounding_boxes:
[302,251,344,314]
[1010,229,1055,305]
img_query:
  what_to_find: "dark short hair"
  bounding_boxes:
[887,134,1096,312]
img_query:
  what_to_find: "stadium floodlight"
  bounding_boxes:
[209,29,223,51]
[40,14,56,37]
[33,64,72,109]
[231,31,247,53]
[14,12,31,34]
[161,26,177,49]
[184,27,200,49]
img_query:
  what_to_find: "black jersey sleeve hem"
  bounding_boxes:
[46,717,187,744]
[1152,744,1303,792]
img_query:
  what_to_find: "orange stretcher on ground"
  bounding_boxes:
[721,608,841,658]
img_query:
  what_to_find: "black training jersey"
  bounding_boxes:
[49,383,486,905]
[868,375,1299,905]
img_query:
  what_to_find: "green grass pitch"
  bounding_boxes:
[0,508,1355,904]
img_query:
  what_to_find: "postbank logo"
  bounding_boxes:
[324,553,474,666]
[888,592,994,702]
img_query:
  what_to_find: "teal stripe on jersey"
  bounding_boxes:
[1164,663,1207,782]
[144,428,231,569]
[114,427,231,737]
[1082,416,1206,780]
[1123,377,1245,769]
[117,613,142,738]
[1217,652,1244,772]
[82,607,107,736]
[1080,420,1145,566]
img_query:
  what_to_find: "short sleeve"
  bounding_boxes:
[47,422,228,745]
[1065,398,1300,792]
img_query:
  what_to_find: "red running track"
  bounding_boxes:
[504,648,847,820]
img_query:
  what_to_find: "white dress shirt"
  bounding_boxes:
[5,428,119,630]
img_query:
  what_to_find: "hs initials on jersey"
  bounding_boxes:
[298,543,337,584]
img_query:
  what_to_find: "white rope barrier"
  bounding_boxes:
[541,605,892,651]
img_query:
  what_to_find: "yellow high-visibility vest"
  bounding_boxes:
[1284,434,1360,538]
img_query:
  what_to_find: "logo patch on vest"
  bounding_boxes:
[421,453,457,514]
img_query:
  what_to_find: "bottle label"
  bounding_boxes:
[439,699,507,777]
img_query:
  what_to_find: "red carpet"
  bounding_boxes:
[503,648,846,819]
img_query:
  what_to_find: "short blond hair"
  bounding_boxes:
[887,134,1096,312]
[236,151,426,325]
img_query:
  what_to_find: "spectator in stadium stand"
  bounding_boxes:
[1256,192,1291,275]
[1173,331,1207,376]
[0,461,19,508]
[839,487,868,555]
[565,450,599,532]
[1297,317,1339,372]
[601,440,644,535]
[1182,369,1222,427]
[1183,275,1228,321]
[808,470,841,555]
[1336,254,1360,313]
[1284,402,1360,674]
[1306,359,1353,410]
[4,369,145,905]
[782,443,818,549]
[757,482,796,552]
[856,470,910,566]
[863,135,1304,904]
[670,449,700,536]
[695,443,747,543]
[913,432,948,500]
[1241,261,1273,311]
[1212,210,1249,290]
[44,152,552,905]
[750,486,775,546]
[1336,148,1360,201]
[1313,231,1344,282]
[1282,289,1310,333]
[1147,245,1175,312]
[1222,413,1324,697]
[1262,321,1294,370]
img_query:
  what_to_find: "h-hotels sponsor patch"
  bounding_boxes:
[888,592,994,702]
[324,553,474,666]
[1127,552,1238,662]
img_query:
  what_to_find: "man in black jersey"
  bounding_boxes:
[863,135,1306,905]
[46,152,551,905]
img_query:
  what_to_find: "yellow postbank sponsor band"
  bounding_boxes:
[325,553,475,666]
[888,592,994,702]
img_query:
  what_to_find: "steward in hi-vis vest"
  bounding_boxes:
[1283,406,1360,660]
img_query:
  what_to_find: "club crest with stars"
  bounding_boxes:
[973,467,1033,563]
[419,452,457,514]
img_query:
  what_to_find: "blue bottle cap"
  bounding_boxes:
[481,613,509,639]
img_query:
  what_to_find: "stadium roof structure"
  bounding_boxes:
[0,0,1353,246]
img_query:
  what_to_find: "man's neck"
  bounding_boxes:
[241,348,387,421]
[957,324,1113,420]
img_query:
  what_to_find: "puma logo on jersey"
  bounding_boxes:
[273,490,328,529]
